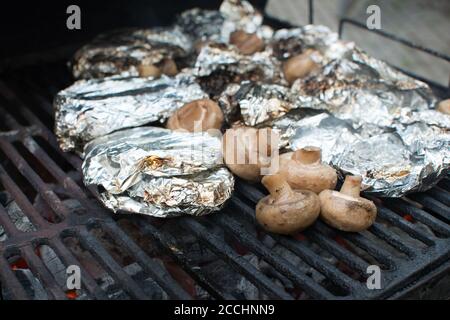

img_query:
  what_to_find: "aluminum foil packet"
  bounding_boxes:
[194,43,285,85]
[175,0,269,44]
[54,72,208,153]
[291,46,437,129]
[269,109,450,197]
[82,126,234,217]
[219,81,294,125]
[270,25,350,62]
[71,27,192,79]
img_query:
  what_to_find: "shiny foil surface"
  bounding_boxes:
[54,72,208,152]
[194,43,284,85]
[269,109,450,197]
[219,81,294,126]
[82,127,234,217]
[71,27,192,79]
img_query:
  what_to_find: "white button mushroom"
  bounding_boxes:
[229,30,265,55]
[279,146,337,194]
[319,175,377,232]
[138,58,178,78]
[222,127,275,182]
[166,99,224,132]
[437,99,450,115]
[282,49,319,85]
[256,174,320,235]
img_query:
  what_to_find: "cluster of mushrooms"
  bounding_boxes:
[165,95,377,234]
[161,43,378,235]
[224,139,377,235]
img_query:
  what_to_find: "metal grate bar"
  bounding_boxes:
[226,197,362,293]
[376,206,436,246]
[0,138,72,219]
[181,218,294,300]
[408,194,450,222]
[427,187,450,207]
[384,199,450,237]
[20,245,67,300]
[270,233,362,294]
[0,164,48,229]
[0,203,20,237]
[336,228,397,269]
[368,223,416,257]
[49,237,108,300]
[133,219,237,300]
[76,228,149,300]
[100,220,192,300]
[305,231,369,276]
[212,213,335,299]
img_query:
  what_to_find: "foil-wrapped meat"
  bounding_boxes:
[54,72,208,153]
[82,127,234,217]
[71,27,192,79]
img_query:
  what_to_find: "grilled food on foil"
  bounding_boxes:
[55,0,449,203]
[71,27,192,79]
[54,72,208,153]
[268,110,450,197]
[219,81,294,125]
[175,0,268,45]
[82,127,234,217]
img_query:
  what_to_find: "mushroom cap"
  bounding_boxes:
[319,190,377,232]
[437,99,450,115]
[230,30,265,55]
[138,58,178,78]
[222,127,274,182]
[167,99,224,132]
[278,147,337,193]
[285,163,337,193]
[159,58,178,76]
[138,64,162,78]
[283,49,319,84]
[256,190,320,234]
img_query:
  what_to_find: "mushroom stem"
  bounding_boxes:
[292,147,322,164]
[262,174,294,202]
[340,175,362,198]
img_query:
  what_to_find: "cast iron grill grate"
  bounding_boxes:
[0,8,449,300]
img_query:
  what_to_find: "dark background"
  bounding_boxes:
[0,0,268,64]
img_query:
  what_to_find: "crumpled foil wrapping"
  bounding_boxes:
[71,27,192,79]
[194,43,285,84]
[219,81,294,125]
[230,25,448,197]
[271,25,348,62]
[291,46,437,129]
[54,72,208,152]
[82,127,234,217]
[175,0,268,44]
[269,109,450,197]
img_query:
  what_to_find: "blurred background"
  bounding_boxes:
[267,0,450,86]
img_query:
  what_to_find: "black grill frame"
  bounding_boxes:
[0,3,450,300]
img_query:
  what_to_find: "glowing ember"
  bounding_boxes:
[65,289,78,299]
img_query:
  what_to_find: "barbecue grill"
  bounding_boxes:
[1,0,449,300]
